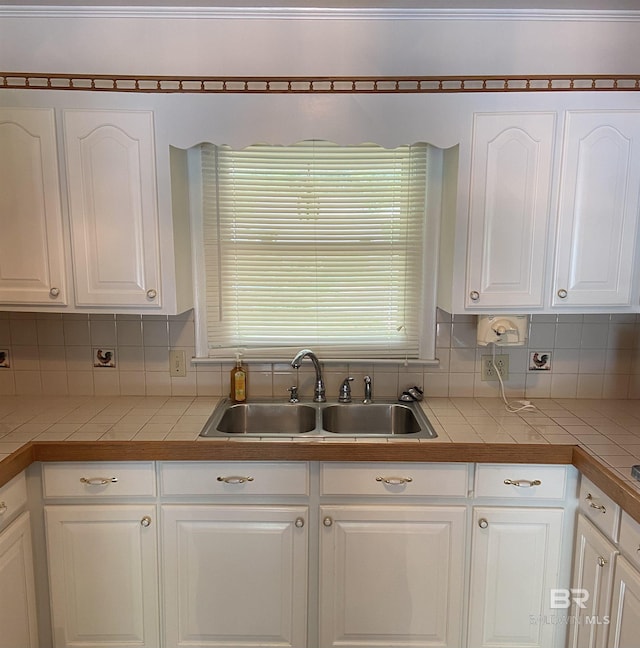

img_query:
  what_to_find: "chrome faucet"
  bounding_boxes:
[363,375,373,403]
[291,349,326,402]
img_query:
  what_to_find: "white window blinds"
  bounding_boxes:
[200,140,429,359]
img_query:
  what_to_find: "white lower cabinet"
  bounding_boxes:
[0,472,38,648]
[607,556,640,646]
[0,511,39,648]
[567,515,618,648]
[607,511,640,647]
[158,461,310,648]
[469,464,575,648]
[44,504,159,648]
[36,460,586,648]
[42,461,159,648]
[319,504,466,648]
[468,506,565,648]
[161,504,308,648]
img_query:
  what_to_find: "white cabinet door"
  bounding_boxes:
[63,110,162,308]
[607,556,640,647]
[568,515,618,648]
[161,504,308,648]
[319,504,466,648]
[0,108,67,305]
[553,111,640,307]
[0,511,38,648]
[468,506,565,648]
[45,504,159,648]
[466,112,556,309]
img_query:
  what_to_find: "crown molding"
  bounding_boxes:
[1,6,639,21]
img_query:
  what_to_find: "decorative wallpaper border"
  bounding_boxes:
[2,73,640,94]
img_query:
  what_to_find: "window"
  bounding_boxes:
[192,140,441,360]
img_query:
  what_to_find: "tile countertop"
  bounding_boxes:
[1,395,640,520]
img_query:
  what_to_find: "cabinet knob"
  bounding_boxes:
[49,287,60,298]
[478,518,489,529]
[146,289,157,299]
[557,288,568,299]
[217,475,254,484]
[597,556,607,567]
[0,501,7,515]
[323,516,333,527]
[140,516,152,527]
[295,517,305,528]
[470,290,480,301]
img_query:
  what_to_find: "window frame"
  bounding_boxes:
[188,143,442,362]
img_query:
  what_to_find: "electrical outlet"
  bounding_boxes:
[169,350,187,377]
[481,354,509,381]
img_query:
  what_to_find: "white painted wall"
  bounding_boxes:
[1,8,640,76]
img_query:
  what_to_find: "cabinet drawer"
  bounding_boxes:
[619,512,640,568]
[42,462,156,498]
[474,464,570,500]
[0,472,28,531]
[578,476,621,542]
[159,462,309,496]
[320,462,469,497]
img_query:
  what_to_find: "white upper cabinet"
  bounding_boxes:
[465,112,556,309]
[63,110,162,308]
[0,108,67,305]
[553,111,640,308]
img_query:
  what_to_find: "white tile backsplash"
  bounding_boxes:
[0,309,639,399]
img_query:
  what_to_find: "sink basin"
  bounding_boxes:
[322,403,424,436]
[202,402,317,436]
[200,398,438,439]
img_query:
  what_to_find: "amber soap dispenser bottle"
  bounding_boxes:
[230,353,247,403]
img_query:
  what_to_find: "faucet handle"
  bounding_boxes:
[287,386,300,403]
[338,377,354,403]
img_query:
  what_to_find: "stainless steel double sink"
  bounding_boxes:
[199,398,438,438]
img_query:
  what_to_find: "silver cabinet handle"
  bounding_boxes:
[597,556,607,567]
[504,479,541,488]
[470,290,480,301]
[557,288,568,299]
[323,516,333,527]
[0,501,7,515]
[295,517,305,528]
[478,518,489,529]
[49,287,60,298]
[217,475,254,484]
[80,477,118,485]
[585,493,606,513]
[376,476,413,485]
[140,516,152,527]
[146,289,157,299]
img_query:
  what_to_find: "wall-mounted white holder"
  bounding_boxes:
[477,315,528,347]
